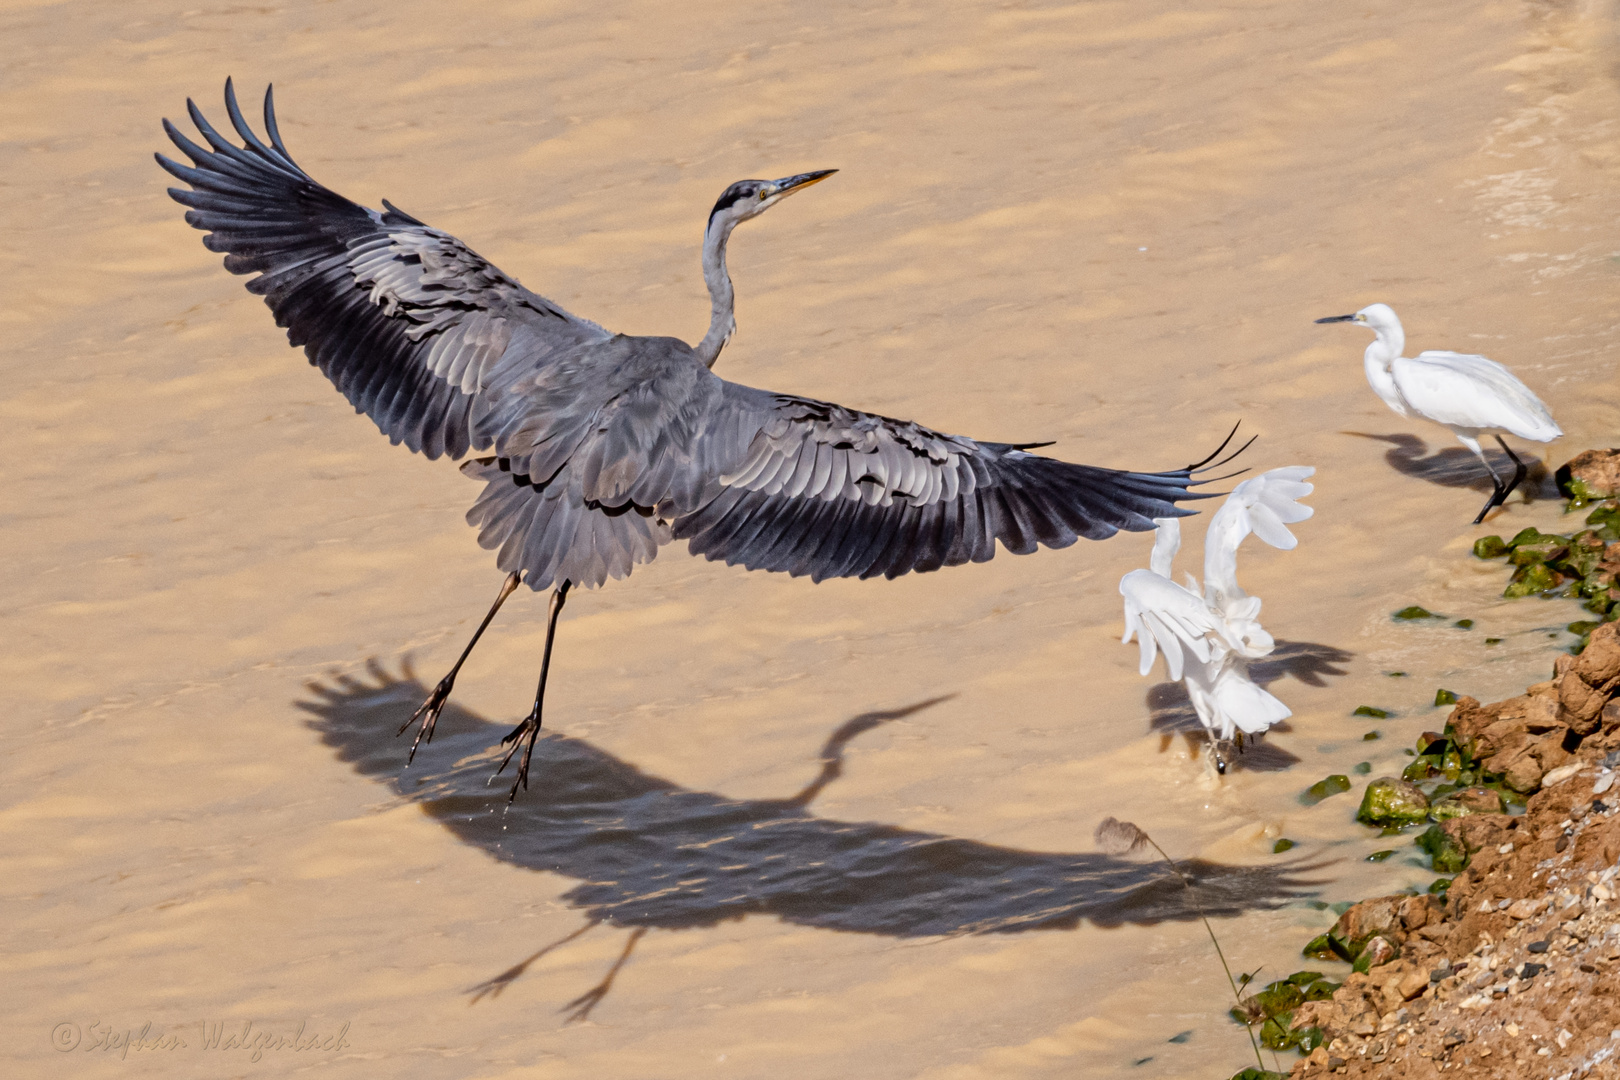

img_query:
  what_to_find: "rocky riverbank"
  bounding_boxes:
[1260,623,1620,1078]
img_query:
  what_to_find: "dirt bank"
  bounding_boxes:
[1279,626,1620,1078]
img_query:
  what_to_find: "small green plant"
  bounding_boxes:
[1097,818,1271,1074]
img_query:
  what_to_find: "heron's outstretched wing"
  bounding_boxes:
[156,79,611,460]
[462,343,1228,589]
[668,383,1221,583]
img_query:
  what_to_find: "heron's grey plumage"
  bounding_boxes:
[158,80,1217,594]
[158,80,1233,797]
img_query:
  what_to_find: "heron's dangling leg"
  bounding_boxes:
[1459,435,1507,525]
[399,572,521,761]
[496,579,571,801]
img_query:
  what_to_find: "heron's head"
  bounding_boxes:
[707,170,837,235]
[1314,302,1400,334]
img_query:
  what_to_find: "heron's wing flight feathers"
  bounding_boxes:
[1395,353,1561,442]
[462,352,1218,589]
[157,80,611,460]
[668,384,1211,582]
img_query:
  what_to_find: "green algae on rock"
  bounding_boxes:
[1469,488,1620,647]
[1434,688,1458,705]
[1301,774,1352,805]
[1356,778,1430,826]
[1429,786,1504,820]
[1415,823,1471,873]
[1393,606,1438,620]
[1352,705,1392,718]
[1556,448,1620,507]
[1273,838,1296,853]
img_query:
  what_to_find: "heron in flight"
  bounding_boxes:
[1315,303,1561,524]
[158,80,1240,799]
[1120,467,1314,772]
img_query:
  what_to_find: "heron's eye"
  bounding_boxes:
[757,186,776,199]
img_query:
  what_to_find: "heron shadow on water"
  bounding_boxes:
[1146,639,1354,772]
[298,663,1324,1020]
[1346,433,1556,502]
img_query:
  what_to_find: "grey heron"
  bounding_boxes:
[158,80,1241,799]
[1315,303,1561,524]
[1119,467,1314,771]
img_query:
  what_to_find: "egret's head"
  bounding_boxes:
[707,170,837,236]
[1314,303,1400,334]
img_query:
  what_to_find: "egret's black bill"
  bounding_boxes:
[1314,314,1356,323]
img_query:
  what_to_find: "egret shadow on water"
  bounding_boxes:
[298,662,1323,1017]
[1346,432,1557,502]
[1146,640,1354,771]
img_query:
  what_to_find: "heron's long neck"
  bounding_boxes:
[694,218,736,368]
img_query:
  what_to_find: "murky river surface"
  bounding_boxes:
[4,1,1620,1076]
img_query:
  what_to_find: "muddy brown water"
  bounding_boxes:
[4,1,1620,1076]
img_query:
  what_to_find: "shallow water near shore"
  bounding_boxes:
[4,1,1620,1077]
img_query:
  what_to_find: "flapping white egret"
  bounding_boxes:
[1120,467,1315,771]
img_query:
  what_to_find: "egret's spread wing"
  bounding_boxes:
[1202,466,1314,610]
[1395,353,1561,442]
[1119,570,1234,680]
[156,80,612,460]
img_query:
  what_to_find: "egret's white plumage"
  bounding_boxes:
[1120,467,1315,756]
[1316,303,1561,523]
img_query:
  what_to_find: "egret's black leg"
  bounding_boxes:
[496,579,571,801]
[1494,435,1529,506]
[1468,445,1509,526]
[399,572,522,761]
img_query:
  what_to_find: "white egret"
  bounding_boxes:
[1315,303,1561,524]
[1119,467,1315,771]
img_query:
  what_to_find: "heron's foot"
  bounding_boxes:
[398,673,457,762]
[495,706,543,801]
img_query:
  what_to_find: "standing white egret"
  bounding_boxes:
[1315,303,1561,524]
[1119,467,1315,771]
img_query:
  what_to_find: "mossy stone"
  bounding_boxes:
[1273,838,1295,853]
[1302,774,1353,805]
[1587,502,1620,540]
[1472,535,1508,559]
[1510,540,1567,566]
[1505,561,1563,597]
[1430,786,1504,820]
[1434,688,1459,705]
[1353,705,1392,718]
[1356,777,1429,826]
[1393,606,1436,620]
[1416,824,1469,873]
